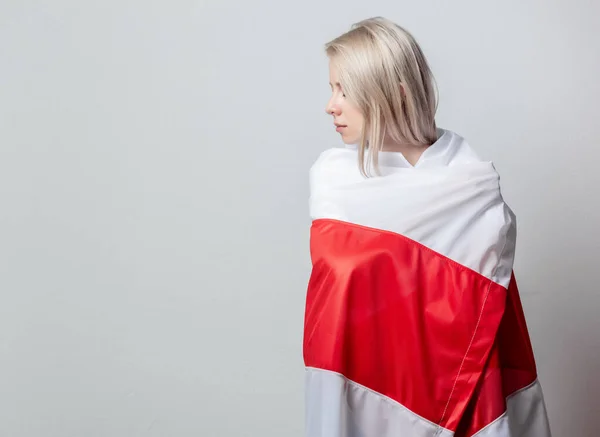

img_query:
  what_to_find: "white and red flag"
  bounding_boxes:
[304,129,551,437]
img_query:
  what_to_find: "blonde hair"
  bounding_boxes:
[325,17,438,176]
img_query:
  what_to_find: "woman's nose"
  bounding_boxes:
[325,101,340,116]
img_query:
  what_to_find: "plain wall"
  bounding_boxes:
[1,1,599,436]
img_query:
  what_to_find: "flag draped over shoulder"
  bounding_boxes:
[303,129,551,437]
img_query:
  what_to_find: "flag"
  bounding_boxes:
[303,130,551,437]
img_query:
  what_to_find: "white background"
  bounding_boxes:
[1,1,598,436]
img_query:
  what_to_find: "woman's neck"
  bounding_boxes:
[381,141,431,166]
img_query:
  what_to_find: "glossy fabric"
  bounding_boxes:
[305,219,505,431]
[304,129,551,436]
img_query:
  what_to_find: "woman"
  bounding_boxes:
[303,17,551,437]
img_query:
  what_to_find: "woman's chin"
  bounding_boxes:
[341,134,360,145]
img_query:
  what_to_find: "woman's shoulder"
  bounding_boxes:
[311,146,356,168]
[309,147,363,187]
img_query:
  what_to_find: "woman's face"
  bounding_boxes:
[326,61,364,145]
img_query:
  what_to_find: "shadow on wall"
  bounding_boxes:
[533,229,600,437]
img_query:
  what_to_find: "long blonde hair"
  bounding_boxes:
[325,17,438,176]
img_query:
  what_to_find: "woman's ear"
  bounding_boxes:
[399,83,407,98]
